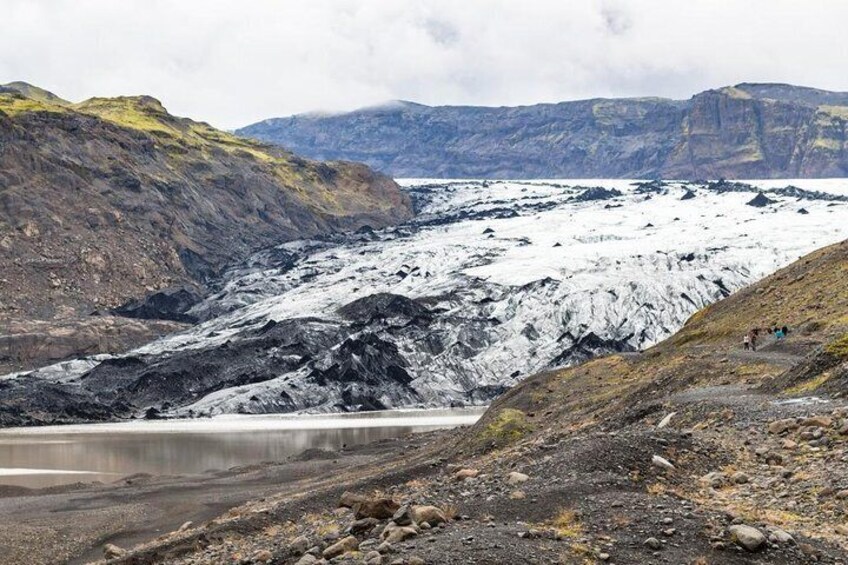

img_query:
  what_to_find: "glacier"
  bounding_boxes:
[5,178,848,422]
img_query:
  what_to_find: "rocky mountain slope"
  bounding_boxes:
[0,82,412,372]
[3,178,847,426]
[238,83,848,179]
[76,239,848,565]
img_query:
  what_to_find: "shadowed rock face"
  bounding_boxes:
[238,83,848,179]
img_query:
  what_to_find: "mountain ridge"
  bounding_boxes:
[238,82,848,179]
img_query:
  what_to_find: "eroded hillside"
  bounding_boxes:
[0,83,412,371]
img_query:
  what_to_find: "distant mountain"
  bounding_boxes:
[0,82,412,370]
[238,83,848,179]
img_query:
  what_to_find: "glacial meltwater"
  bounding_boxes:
[0,408,483,489]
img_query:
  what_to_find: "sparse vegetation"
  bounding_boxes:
[551,509,584,538]
[825,334,848,358]
[479,408,534,447]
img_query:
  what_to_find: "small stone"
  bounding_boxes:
[768,528,795,545]
[728,525,766,552]
[291,536,310,555]
[177,521,193,532]
[295,555,318,565]
[507,471,529,484]
[252,549,273,562]
[700,471,725,488]
[454,468,479,481]
[364,550,383,565]
[377,541,393,554]
[408,557,425,565]
[782,439,798,450]
[323,535,359,559]
[644,537,662,550]
[802,416,832,428]
[509,490,526,500]
[837,490,848,499]
[103,544,126,559]
[599,553,611,561]
[731,472,749,484]
[392,505,414,526]
[652,455,675,472]
[351,517,380,535]
[339,491,367,508]
[657,412,677,429]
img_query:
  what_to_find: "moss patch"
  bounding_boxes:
[825,334,848,358]
[479,408,533,447]
[783,372,831,396]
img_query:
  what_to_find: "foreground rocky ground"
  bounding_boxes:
[82,379,847,565]
[4,239,848,565]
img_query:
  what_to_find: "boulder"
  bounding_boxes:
[768,419,798,435]
[729,525,766,552]
[382,525,418,544]
[410,505,448,527]
[323,535,359,559]
[295,555,318,565]
[339,491,367,508]
[356,497,400,520]
[350,517,380,535]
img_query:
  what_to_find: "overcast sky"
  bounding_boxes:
[2,0,847,129]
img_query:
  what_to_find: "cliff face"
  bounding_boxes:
[238,83,848,179]
[0,84,412,323]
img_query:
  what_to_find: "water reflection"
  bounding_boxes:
[0,409,483,489]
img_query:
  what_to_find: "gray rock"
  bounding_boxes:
[768,528,795,545]
[364,550,383,565]
[644,537,662,550]
[729,525,766,552]
[651,455,675,472]
[322,536,359,559]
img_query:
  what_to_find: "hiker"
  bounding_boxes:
[775,327,785,340]
[750,329,758,352]
[782,325,789,336]
[743,334,750,350]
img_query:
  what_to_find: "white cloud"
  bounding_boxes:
[1,0,846,129]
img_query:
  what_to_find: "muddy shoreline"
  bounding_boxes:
[0,427,454,565]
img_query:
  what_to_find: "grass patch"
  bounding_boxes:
[0,93,69,117]
[551,509,584,538]
[784,371,832,395]
[479,408,533,447]
[825,334,848,358]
